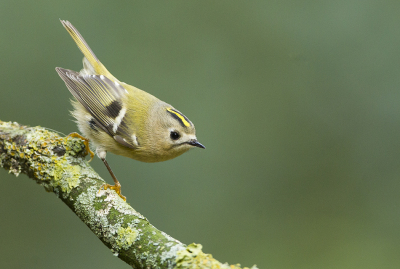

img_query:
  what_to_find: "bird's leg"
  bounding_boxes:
[99,157,126,201]
[66,132,95,162]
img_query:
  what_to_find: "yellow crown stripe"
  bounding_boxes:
[166,108,191,127]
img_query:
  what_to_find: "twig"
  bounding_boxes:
[0,120,256,269]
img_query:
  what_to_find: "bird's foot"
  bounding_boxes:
[99,183,126,201]
[66,132,95,162]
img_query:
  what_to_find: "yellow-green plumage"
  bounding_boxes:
[55,20,204,200]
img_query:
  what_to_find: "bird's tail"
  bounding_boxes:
[60,20,116,81]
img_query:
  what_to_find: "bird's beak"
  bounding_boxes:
[187,139,206,149]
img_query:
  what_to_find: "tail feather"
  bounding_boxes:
[60,20,116,80]
[81,57,96,75]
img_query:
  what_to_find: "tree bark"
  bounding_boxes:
[0,120,256,269]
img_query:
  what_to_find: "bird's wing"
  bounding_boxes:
[56,67,136,149]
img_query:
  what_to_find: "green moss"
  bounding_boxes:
[1,121,257,268]
[107,207,121,225]
[175,243,258,269]
[116,226,138,250]
[94,201,105,211]
[49,159,81,192]
[0,121,91,196]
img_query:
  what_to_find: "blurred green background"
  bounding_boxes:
[1,1,400,268]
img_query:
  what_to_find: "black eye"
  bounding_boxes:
[170,131,181,140]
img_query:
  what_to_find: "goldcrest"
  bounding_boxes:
[56,20,205,200]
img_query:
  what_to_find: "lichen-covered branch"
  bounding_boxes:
[0,120,256,269]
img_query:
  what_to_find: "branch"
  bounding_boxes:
[0,120,257,269]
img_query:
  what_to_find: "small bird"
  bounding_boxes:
[56,20,205,201]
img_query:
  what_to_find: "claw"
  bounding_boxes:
[66,132,95,162]
[99,183,126,201]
